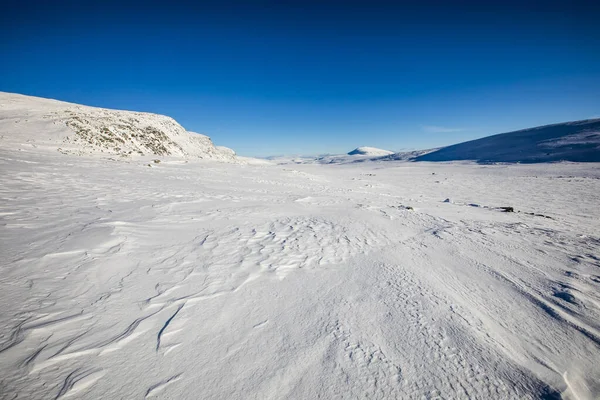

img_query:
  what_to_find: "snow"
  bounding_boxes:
[386,147,440,161]
[416,119,600,163]
[268,148,438,165]
[215,145,236,156]
[1,94,600,399]
[0,92,239,162]
[267,147,395,165]
[348,146,394,156]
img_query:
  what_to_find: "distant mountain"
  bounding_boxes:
[0,92,238,162]
[348,146,394,156]
[415,119,600,163]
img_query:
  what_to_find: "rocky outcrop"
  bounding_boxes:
[0,91,238,162]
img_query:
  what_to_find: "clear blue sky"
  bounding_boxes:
[1,1,599,157]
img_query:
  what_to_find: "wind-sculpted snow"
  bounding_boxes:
[1,148,599,399]
[0,91,238,161]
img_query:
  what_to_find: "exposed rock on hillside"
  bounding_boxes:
[0,92,238,162]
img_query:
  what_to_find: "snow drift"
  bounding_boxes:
[415,119,600,163]
[2,150,599,399]
[0,92,238,162]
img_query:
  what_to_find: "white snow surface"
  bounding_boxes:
[348,146,394,156]
[1,148,599,399]
[1,96,600,399]
[0,92,238,162]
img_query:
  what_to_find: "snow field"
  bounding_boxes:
[1,149,599,399]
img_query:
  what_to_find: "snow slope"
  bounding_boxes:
[348,146,394,156]
[384,147,440,161]
[416,119,600,163]
[0,92,238,161]
[1,146,599,399]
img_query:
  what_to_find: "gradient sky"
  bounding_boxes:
[1,1,599,156]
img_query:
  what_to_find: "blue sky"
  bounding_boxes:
[1,1,599,156]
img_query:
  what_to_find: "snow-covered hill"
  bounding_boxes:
[384,147,440,161]
[348,146,394,156]
[0,92,238,162]
[416,119,600,163]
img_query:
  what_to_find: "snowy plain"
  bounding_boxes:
[1,148,600,399]
[1,92,600,400]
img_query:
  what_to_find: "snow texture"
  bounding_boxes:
[1,93,600,400]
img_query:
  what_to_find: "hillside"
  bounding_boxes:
[384,148,440,161]
[0,92,238,162]
[415,119,600,163]
[348,146,394,156]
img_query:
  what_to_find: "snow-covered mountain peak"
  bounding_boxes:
[348,146,394,156]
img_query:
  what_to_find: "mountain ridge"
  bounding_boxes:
[0,91,239,162]
[348,146,394,156]
[414,118,600,163]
